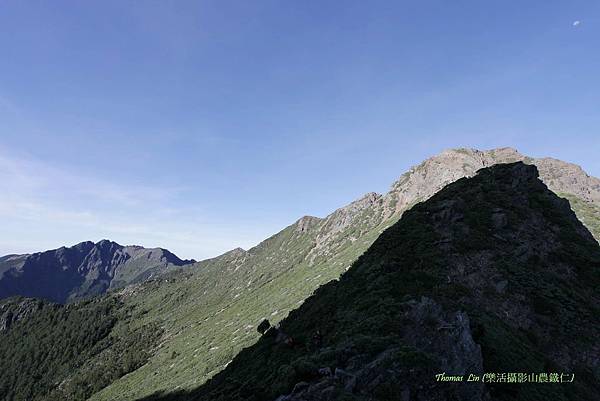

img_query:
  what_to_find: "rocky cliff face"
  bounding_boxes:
[0,297,42,331]
[192,162,600,401]
[302,147,600,271]
[384,148,600,214]
[0,240,195,303]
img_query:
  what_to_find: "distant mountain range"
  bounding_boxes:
[0,240,195,303]
[0,147,599,401]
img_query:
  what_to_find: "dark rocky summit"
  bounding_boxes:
[0,240,195,303]
[164,162,599,401]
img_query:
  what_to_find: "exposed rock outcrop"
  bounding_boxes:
[0,297,42,331]
[276,297,488,401]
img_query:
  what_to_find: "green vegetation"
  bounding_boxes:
[559,193,600,241]
[0,296,162,401]
[87,205,400,401]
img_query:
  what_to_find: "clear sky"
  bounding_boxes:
[1,1,599,259]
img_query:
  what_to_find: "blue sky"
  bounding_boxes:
[1,1,599,259]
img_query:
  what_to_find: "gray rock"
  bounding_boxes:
[291,382,309,394]
[334,368,357,392]
[495,279,508,293]
[0,298,41,331]
[491,210,508,228]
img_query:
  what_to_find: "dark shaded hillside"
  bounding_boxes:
[0,240,194,303]
[142,162,599,401]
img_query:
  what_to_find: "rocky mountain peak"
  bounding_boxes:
[381,147,598,217]
[96,239,119,249]
[295,216,322,233]
[0,240,194,303]
[347,192,382,209]
[222,247,247,259]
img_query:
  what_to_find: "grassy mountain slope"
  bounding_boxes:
[560,193,600,239]
[90,148,600,401]
[143,162,600,401]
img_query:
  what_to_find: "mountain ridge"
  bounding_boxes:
[1,147,599,401]
[87,147,600,401]
[0,239,195,303]
[172,162,600,401]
